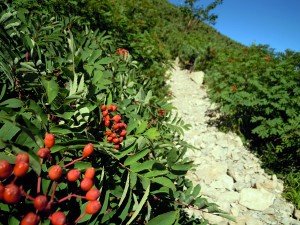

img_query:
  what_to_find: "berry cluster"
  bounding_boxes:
[101,104,127,150]
[0,133,101,225]
[116,48,129,60]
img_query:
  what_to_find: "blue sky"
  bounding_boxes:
[168,0,300,53]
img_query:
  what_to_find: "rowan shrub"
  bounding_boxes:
[0,3,233,224]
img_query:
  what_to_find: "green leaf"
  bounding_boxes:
[144,170,169,178]
[124,149,149,166]
[19,62,37,72]
[0,152,15,163]
[151,177,176,191]
[147,211,178,225]
[171,162,193,171]
[98,57,114,64]
[144,127,160,140]
[28,100,48,124]
[135,87,145,102]
[136,121,148,134]
[0,98,22,108]
[118,172,130,207]
[5,21,21,29]
[130,172,137,188]
[0,121,20,141]
[126,182,150,225]
[50,126,73,135]
[130,160,156,172]
[41,78,59,104]
[136,136,148,150]
[89,50,102,64]
[8,215,19,225]
[192,184,201,197]
[144,90,152,104]
[0,12,12,23]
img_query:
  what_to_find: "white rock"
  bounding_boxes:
[239,188,275,211]
[234,181,250,191]
[218,191,240,203]
[189,71,204,85]
[210,174,234,190]
[211,145,228,160]
[195,163,228,183]
[294,209,300,220]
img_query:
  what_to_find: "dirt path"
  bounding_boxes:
[167,63,300,225]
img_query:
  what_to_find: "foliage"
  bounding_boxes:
[283,171,300,209]
[0,2,235,224]
[203,43,300,207]
[181,0,223,31]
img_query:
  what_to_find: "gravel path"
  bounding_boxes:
[167,63,300,225]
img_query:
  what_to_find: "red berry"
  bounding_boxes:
[102,110,108,117]
[3,183,21,204]
[80,177,93,191]
[44,133,55,148]
[85,200,101,214]
[15,153,29,164]
[14,161,29,177]
[112,115,121,123]
[118,123,127,129]
[0,160,13,179]
[104,120,110,127]
[112,138,120,144]
[112,105,117,111]
[86,188,101,201]
[107,105,113,111]
[84,167,96,179]
[67,169,81,182]
[83,143,94,157]
[114,145,120,150]
[48,165,63,181]
[113,124,120,130]
[37,148,50,159]
[50,211,66,225]
[119,137,124,142]
[110,133,117,139]
[34,195,48,211]
[21,212,39,225]
[100,105,106,111]
[107,136,113,142]
[105,130,112,136]
[119,130,127,137]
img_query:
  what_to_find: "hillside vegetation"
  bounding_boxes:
[0,0,299,224]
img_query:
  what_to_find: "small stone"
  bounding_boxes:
[219,191,240,203]
[195,163,228,183]
[294,209,300,220]
[230,205,240,217]
[255,180,275,190]
[189,71,204,85]
[239,188,275,211]
[210,174,234,190]
[211,145,227,160]
[245,217,264,225]
[234,181,249,191]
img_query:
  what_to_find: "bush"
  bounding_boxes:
[0,4,233,224]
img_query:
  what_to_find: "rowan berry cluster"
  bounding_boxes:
[0,133,101,225]
[116,48,129,60]
[101,104,127,150]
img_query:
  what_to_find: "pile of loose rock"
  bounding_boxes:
[168,64,300,225]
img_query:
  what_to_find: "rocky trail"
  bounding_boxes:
[167,63,300,225]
